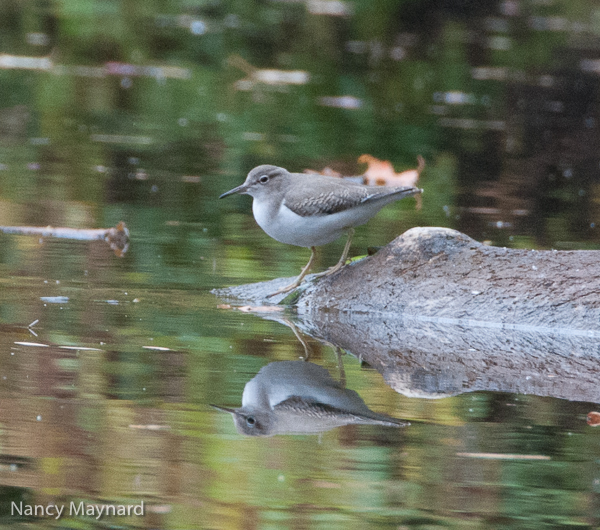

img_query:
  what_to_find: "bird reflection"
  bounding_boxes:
[211,360,409,436]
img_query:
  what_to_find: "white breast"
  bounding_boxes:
[252,199,355,247]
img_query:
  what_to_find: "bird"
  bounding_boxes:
[210,360,409,436]
[220,164,422,297]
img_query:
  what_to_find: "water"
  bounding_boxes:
[0,1,600,528]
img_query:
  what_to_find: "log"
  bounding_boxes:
[294,226,600,330]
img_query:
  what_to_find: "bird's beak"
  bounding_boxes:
[210,404,236,414]
[219,183,249,199]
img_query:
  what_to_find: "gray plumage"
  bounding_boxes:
[284,179,419,216]
[272,395,404,428]
[231,164,421,217]
[210,361,409,436]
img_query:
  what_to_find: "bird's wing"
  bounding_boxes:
[284,177,420,217]
[273,396,408,427]
[284,182,368,217]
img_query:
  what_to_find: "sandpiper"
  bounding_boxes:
[220,164,422,297]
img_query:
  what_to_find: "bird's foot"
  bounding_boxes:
[312,259,347,279]
[265,279,303,298]
[266,246,317,299]
[312,228,354,280]
[266,260,347,298]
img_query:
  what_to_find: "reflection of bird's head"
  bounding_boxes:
[231,410,272,436]
[210,405,272,436]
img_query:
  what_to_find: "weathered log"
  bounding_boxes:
[294,226,600,330]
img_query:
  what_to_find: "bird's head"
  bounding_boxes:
[210,404,273,436]
[219,165,290,200]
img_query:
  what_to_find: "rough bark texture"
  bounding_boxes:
[216,227,600,403]
[295,226,600,330]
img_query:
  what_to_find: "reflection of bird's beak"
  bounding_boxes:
[210,404,237,414]
[219,183,249,199]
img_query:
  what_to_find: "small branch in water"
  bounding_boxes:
[28,319,39,337]
[456,452,551,460]
[0,221,129,257]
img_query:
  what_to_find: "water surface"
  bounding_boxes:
[1,1,600,528]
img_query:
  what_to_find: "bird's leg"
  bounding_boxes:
[266,246,317,298]
[285,318,312,360]
[335,346,346,387]
[313,228,355,278]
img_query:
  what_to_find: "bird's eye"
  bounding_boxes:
[259,175,269,184]
[246,416,256,427]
